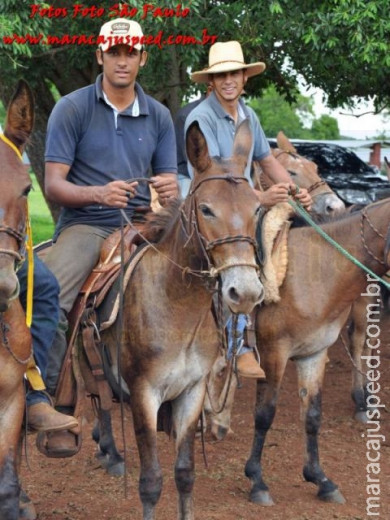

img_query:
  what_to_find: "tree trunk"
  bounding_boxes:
[26,81,61,222]
[150,46,184,117]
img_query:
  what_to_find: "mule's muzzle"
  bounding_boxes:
[221,266,264,314]
[312,193,345,216]
[0,274,20,312]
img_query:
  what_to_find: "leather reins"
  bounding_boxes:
[0,135,27,267]
[266,150,334,197]
[0,135,32,365]
[360,202,390,268]
[0,225,26,265]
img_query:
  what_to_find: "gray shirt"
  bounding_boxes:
[45,74,177,235]
[182,91,270,196]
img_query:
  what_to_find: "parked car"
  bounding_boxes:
[269,141,390,205]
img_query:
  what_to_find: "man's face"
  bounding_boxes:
[96,44,147,89]
[210,69,247,103]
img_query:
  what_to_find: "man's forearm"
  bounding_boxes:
[45,178,103,208]
[259,155,292,184]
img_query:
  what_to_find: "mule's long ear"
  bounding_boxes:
[5,79,34,150]
[186,121,212,174]
[232,119,252,174]
[276,131,296,153]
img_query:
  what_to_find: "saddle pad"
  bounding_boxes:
[260,203,293,303]
[98,244,151,331]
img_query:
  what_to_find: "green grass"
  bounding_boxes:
[29,174,55,245]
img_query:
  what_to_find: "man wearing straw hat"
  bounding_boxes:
[182,41,312,378]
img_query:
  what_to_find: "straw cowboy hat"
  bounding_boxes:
[191,41,265,83]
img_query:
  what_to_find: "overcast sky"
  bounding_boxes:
[310,88,390,140]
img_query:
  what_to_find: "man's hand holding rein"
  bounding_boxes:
[151,174,179,206]
[289,183,312,211]
[98,180,138,208]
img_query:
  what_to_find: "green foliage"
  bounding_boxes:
[0,100,5,126]
[248,86,312,138]
[311,115,340,140]
[28,174,54,244]
[273,0,390,111]
[1,1,389,110]
[1,0,385,222]
[0,1,51,61]
[30,214,55,245]
[248,85,339,139]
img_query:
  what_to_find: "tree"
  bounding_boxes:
[311,115,340,140]
[286,0,390,112]
[0,1,388,220]
[248,85,313,139]
[249,86,340,139]
[0,0,210,219]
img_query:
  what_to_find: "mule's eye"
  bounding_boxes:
[288,170,297,177]
[199,204,215,218]
[22,184,32,197]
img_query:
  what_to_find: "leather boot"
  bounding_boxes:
[27,401,78,433]
[36,429,80,458]
[236,351,266,379]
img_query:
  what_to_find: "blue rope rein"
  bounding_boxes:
[288,198,390,290]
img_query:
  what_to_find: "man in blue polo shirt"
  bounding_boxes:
[42,19,178,448]
[182,41,312,378]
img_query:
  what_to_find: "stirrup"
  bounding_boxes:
[35,429,82,458]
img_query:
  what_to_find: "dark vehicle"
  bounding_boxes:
[269,141,390,205]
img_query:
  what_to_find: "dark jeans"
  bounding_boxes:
[226,313,252,360]
[18,254,60,406]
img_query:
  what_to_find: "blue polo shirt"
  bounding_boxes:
[45,74,177,234]
[182,91,270,196]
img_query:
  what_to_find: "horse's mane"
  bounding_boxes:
[290,209,356,228]
[292,198,390,228]
[142,199,182,243]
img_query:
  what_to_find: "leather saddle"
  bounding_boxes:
[47,217,150,452]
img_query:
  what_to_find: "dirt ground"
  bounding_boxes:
[21,316,389,520]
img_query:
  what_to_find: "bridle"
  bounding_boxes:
[0,133,32,364]
[0,225,26,265]
[183,175,261,276]
[360,202,390,268]
[269,150,334,197]
[0,134,27,268]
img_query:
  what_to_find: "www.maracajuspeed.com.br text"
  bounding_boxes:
[2,29,218,49]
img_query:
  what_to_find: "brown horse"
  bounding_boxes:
[244,198,390,506]
[0,81,34,520]
[81,120,264,520]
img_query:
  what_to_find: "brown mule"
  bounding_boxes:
[75,119,265,520]
[245,199,390,506]
[0,80,36,520]
[253,131,345,216]
[205,134,345,441]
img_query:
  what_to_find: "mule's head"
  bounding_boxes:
[203,352,237,440]
[186,120,264,314]
[0,80,34,311]
[271,132,345,216]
